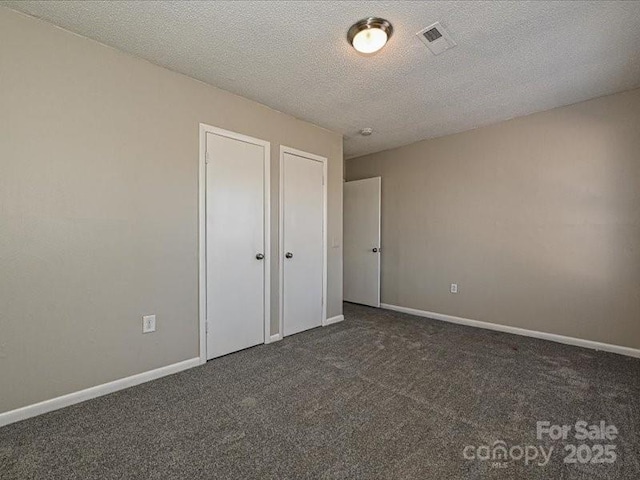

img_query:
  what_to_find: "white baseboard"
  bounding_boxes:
[324,314,345,326]
[0,357,201,428]
[266,333,282,343]
[381,303,640,359]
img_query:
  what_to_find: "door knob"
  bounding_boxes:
[285,252,293,259]
[256,253,265,260]
[372,248,379,253]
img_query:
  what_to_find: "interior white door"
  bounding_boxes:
[206,131,266,359]
[344,177,381,307]
[282,151,324,336]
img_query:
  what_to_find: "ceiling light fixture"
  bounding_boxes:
[348,17,393,54]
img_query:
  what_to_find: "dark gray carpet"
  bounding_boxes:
[1,302,639,479]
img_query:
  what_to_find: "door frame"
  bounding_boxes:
[198,123,271,364]
[279,146,328,337]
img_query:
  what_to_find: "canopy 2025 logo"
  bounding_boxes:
[462,420,618,468]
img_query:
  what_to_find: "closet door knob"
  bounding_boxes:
[285,252,293,259]
[256,253,265,260]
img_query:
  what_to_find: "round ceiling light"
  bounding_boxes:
[347,17,393,54]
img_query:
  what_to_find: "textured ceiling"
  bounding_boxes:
[4,1,640,158]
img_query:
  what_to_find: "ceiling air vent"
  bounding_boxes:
[416,22,456,55]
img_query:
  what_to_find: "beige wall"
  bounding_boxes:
[347,88,640,350]
[0,8,343,413]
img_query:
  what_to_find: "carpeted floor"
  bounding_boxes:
[1,302,639,479]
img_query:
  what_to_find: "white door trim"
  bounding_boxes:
[279,146,328,336]
[199,123,271,364]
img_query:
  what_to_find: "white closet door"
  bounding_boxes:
[344,177,381,307]
[206,131,266,359]
[282,151,324,336]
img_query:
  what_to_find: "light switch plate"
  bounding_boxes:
[142,315,156,333]
[450,284,458,294]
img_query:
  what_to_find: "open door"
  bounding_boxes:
[344,177,381,307]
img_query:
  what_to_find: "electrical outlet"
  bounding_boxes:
[142,315,156,333]
[450,283,458,294]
